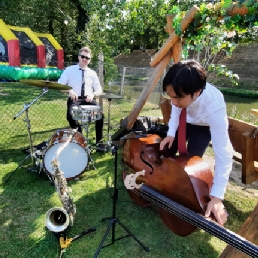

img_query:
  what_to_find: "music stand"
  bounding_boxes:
[94,129,149,257]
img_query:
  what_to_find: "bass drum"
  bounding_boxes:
[43,129,88,180]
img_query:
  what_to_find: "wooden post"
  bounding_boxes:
[98,52,104,87]
[242,129,258,184]
[171,39,182,63]
[120,67,126,95]
[98,52,104,109]
[219,203,258,258]
[126,49,172,129]
[150,6,199,67]
[165,14,183,63]
[159,14,182,124]
[160,98,172,125]
[165,14,174,35]
[165,14,175,59]
[225,0,257,16]
[251,109,258,116]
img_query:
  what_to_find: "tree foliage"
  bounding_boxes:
[167,0,258,84]
[0,0,257,83]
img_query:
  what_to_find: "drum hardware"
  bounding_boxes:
[97,93,123,152]
[71,104,103,166]
[94,137,149,257]
[84,144,96,170]
[5,88,49,183]
[81,126,97,170]
[72,105,102,142]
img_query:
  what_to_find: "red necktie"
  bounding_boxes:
[178,108,188,155]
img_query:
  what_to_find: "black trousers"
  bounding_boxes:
[66,97,104,143]
[169,123,211,157]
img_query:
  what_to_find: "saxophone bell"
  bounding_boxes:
[45,207,70,233]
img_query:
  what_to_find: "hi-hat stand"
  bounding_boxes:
[94,138,149,257]
[5,88,49,183]
[96,93,123,152]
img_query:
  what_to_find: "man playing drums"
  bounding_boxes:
[58,46,104,145]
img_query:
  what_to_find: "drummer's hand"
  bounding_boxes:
[69,90,78,101]
[160,136,174,150]
[205,196,229,226]
[85,95,93,102]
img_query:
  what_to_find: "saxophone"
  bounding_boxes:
[45,129,77,233]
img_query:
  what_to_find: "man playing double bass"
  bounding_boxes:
[160,60,233,226]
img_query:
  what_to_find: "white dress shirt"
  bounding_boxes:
[167,82,234,199]
[58,64,102,98]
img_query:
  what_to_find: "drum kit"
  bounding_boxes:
[5,79,123,183]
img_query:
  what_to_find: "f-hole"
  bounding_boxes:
[140,150,154,174]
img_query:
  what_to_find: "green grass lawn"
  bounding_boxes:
[1,82,258,257]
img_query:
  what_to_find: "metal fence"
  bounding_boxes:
[0,62,163,166]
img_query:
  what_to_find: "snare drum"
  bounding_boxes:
[43,129,88,180]
[72,105,102,122]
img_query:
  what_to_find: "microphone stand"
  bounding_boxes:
[94,140,149,257]
[5,88,48,183]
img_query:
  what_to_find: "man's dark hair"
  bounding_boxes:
[163,60,206,97]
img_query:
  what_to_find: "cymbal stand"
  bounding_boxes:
[5,88,49,183]
[94,141,149,257]
[98,97,113,152]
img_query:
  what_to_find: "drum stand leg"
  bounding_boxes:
[85,146,96,170]
[94,143,149,257]
[96,98,113,152]
[82,122,96,170]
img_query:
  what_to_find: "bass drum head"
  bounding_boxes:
[43,142,88,180]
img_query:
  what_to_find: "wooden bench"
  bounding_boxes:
[228,117,258,184]
[219,203,258,257]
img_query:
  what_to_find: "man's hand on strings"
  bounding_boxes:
[205,196,229,226]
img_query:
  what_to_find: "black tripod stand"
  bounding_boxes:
[94,141,149,257]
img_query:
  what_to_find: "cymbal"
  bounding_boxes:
[20,80,72,90]
[99,93,123,99]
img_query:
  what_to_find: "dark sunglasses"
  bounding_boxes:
[80,55,91,60]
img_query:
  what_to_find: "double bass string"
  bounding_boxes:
[128,184,258,257]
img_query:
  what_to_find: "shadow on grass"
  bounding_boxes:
[66,176,227,258]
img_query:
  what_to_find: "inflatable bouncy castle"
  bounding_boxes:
[0,19,64,81]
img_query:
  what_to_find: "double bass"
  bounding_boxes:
[122,134,258,257]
